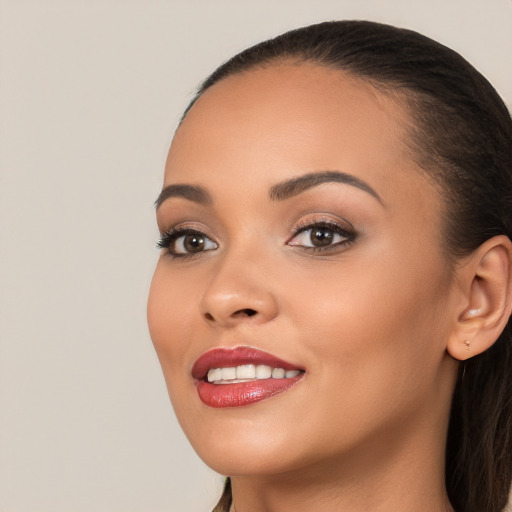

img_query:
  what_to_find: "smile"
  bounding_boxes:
[192,347,305,408]
[208,365,301,384]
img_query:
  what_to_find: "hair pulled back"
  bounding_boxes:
[192,21,512,512]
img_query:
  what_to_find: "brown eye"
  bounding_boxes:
[310,227,334,247]
[174,231,217,255]
[157,228,218,256]
[182,233,205,253]
[287,221,355,251]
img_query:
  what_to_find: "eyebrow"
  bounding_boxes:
[155,184,213,209]
[269,171,384,204]
[155,170,383,209]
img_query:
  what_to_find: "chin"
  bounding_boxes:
[194,435,302,477]
[174,404,311,477]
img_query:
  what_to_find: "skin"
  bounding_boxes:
[147,62,496,511]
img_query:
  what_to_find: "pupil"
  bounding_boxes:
[184,234,204,252]
[311,228,333,246]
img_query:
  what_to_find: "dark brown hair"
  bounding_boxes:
[185,21,512,512]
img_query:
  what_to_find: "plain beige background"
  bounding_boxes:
[1,1,511,511]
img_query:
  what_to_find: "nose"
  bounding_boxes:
[199,255,279,327]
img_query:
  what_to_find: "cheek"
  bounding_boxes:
[258,258,452,461]
[147,261,198,374]
[283,245,452,399]
[147,262,206,435]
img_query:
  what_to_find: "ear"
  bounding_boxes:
[447,235,512,361]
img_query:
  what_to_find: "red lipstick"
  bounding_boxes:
[192,346,304,408]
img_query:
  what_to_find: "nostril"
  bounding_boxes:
[203,309,257,322]
[233,308,258,318]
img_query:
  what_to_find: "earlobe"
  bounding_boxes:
[447,235,512,361]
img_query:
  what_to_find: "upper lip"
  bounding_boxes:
[192,346,304,380]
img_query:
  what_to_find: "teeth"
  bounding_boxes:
[221,367,236,380]
[256,365,272,379]
[236,364,256,379]
[272,368,285,379]
[206,365,302,384]
[207,368,222,382]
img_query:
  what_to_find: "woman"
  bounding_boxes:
[147,21,512,512]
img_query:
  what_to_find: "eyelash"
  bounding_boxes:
[157,219,356,258]
[157,226,218,259]
[288,219,356,253]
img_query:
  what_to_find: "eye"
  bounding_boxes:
[288,221,355,250]
[157,228,218,257]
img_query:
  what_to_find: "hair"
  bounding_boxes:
[185,21,512,512]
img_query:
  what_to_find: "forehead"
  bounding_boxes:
[165,62,425,201]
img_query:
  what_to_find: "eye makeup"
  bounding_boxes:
[157,213,357,260]
[287,217,357,254]
[157,225,218,259]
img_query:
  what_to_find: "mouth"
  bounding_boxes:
[192,346,305,408]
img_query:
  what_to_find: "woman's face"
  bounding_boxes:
[148,63,459,477]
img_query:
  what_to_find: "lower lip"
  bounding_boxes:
[196,376,303,408]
